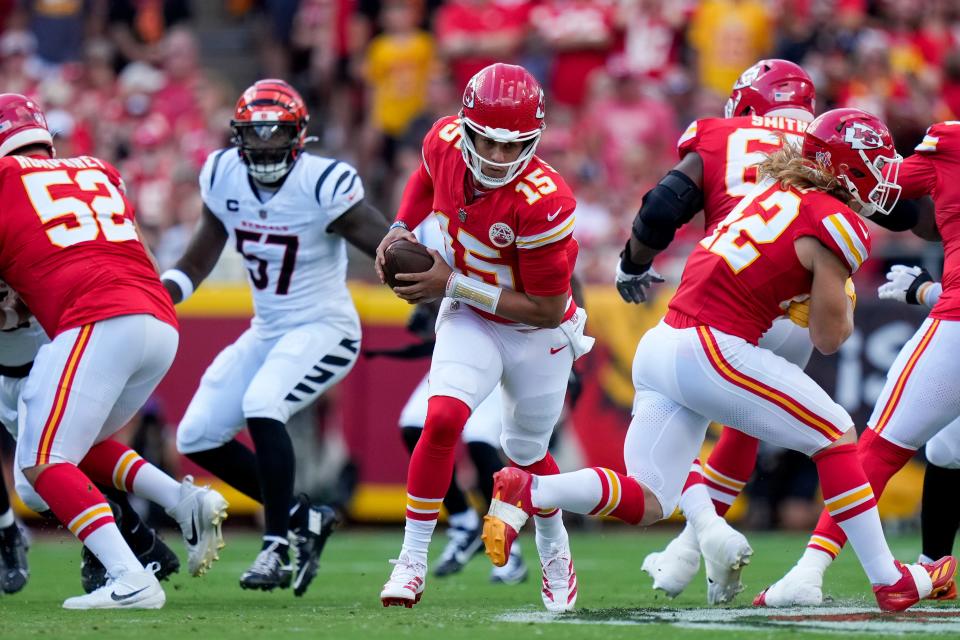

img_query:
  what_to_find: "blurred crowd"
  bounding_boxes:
[2,0,957,284]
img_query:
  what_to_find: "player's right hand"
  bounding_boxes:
[615,261,664,304]
[877,264,932,305]
[375,225,418,283]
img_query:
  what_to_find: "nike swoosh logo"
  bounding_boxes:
[111,586,148,602]
[186,515,199,546]
[550,345,568,355]
[547,207,562,222]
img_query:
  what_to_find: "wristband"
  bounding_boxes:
[1,307,17,329]
[161,269,195,303]
[390,221,410,231]
[918,282,942,308]
[618,237,652,276]
[445,273,502,314]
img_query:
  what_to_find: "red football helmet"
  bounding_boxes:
[802,108,902,216]
[724,59,816,119]
[231,79,309,183]
[0,93,53,157]
[459,63,545,189]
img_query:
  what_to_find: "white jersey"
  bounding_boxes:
[199,149,365,339]
[0,318,48,369]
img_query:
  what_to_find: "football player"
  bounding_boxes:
[376,63,593,611]
[0,289,204,595]
[0,93,225,609]
[162,79,389,595]
[758,121,960,606]
[484,108,958,612]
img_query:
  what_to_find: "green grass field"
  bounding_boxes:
[1,526,956,639]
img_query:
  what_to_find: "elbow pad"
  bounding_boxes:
[631,170,704,250]
[868,199,919,232]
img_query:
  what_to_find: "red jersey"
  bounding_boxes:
[678,114,810,232]
[897,121,960,321]
[667,180,871,344]
[396,115,578,324]
[0,154,177,337]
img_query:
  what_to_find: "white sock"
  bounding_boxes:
[797,546,834,573]
[401,518,437,565]
[84,523,144,577]
[835,507,901,585]
[679,483,718,534]
[531,469,603,514]
[674,522,700,551]
[0,508,14,529]
[131,465,183,512]
[448,508,479,531]
[534,511,568,556]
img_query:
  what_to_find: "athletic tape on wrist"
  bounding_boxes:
[445,273,502,314]
[161,269,195,302]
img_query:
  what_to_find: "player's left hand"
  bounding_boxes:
[877,264,932,304]
[616,261,664,304]
[393,249,452,304]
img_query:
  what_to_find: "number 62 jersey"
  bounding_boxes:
[199,149,364,338]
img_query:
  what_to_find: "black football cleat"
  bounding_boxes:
[291,501,338,597]
[0,523,28,594]
[434,523,483,577]
[239,542,293,591]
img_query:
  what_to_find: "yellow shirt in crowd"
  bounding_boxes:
[688,0,773,96]
[365,32,436,137]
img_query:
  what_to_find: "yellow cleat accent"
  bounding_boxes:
[482,515,508,567]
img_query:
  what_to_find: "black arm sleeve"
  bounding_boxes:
[631,170,704,250]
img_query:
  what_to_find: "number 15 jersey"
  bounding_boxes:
[0,154,176,337]
[199,149,364,339]
[667,179,871,344]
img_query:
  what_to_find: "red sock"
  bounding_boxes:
[808,430,915,554]
[406,396,470,521]
[79,440,147,493]
[701,427,758,516]
[34,463,115,542]
[511,453,561,517]
[587,467,645,525]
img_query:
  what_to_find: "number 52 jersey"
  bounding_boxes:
[199,149,364,339]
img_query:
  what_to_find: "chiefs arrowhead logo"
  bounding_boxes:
[463,79,476,109]
[844,121,883,150]
[733,63,763,89]
[535,88,545,119]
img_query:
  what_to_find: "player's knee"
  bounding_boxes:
[422,396,470,448]
[176,412,223,455]
[926,436,960,469]
[14,467,47,512]
[242,387,288,424]
[500,436,548,468]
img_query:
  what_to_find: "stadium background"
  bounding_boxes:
[0,0,954,532]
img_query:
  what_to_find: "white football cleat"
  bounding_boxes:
[166,476,229,576]
[754,564,824,607]
[641,528,701,598]
[63,562,165,610]
[380,553,427,608]
[699,517,753,605]
[540,543,577,612]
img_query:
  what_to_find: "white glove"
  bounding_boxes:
[877,264,941,307]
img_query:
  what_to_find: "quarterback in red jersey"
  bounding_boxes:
[484,108,957,612]
[760,120,960,606]
[375,63,593,611]
[0,94,219,610]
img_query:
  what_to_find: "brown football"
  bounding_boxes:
[383,240,434,288]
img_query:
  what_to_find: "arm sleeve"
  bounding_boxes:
[396,162,435,229]
[815,209,871,274]
[897,152,937,201]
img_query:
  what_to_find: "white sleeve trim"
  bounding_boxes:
[822,213,868,273]
[515,215,575,249]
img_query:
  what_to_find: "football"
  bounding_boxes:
[383,240,434,288]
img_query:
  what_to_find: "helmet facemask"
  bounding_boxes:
[459,117,541,189]
[232,122,301,184]
[840,150,902,216]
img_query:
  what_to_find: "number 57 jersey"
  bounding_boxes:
[199,149,364,339]
[667,178,871,345]
[0,155,177,337]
